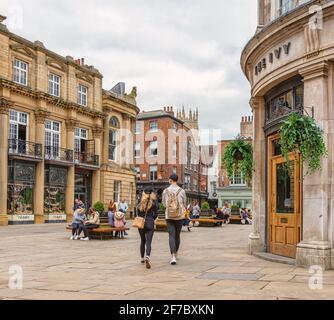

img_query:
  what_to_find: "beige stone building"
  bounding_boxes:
[241,0,334,269]
[0,16,138,226]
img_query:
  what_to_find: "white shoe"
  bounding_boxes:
[170,256,177,265]
[74,235,79,240]
[80,237,90,241]
[70,236,75,240]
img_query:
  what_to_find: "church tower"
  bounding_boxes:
[177,107,200,146]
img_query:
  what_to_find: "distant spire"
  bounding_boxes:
[189,109,192,120]
[196,108,199,121]
[182,106,185,119]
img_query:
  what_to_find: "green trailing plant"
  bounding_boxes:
[279,113,328,175]
[221,136,253,184]
[93,201,105,214]
[201,201,210,211]
[159,202,166,211]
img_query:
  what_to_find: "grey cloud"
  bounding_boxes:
[1,0,257,139]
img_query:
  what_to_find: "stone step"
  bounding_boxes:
[253,252,296,266]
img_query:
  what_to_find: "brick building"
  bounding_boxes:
[217,116,253,210]
[135,107,208,205]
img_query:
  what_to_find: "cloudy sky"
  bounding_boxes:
[1,0,257,139]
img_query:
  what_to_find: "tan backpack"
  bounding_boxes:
[167,188,182,219]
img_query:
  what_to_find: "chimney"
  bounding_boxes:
[74,58,85,66]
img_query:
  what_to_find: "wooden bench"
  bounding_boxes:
[155,211,168,231]
[66,225,130,240]
[229,215,243,224]
[190,218,225,227]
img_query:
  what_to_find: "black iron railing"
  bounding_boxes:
[45,146,74,163]
[74,152,99,167]
[8,139,43,159]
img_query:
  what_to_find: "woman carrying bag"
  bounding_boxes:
[134,188,158,269]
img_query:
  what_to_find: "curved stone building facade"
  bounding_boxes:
[241,0,334,269]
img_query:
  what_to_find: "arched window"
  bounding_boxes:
[109,116,120,128]
[109,117,120,161]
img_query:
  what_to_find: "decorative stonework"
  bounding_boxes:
[304,16,321,59]
[0,98,13,115]
[34,109,51,124]
[76,72,93,84]
[46,57,67,72]
[10,44,36,59]
[249,97,264,111]
[299,61,329,81]
[0,79,106,120]
[65,119,77,132]
[92,126,103,139]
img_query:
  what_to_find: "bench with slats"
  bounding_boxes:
[66,225,130,240]
[190,218,225,227]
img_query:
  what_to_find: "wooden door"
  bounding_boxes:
[268,136,302,258]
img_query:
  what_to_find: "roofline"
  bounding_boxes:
[137,111,184,124]
[0,23,103,78]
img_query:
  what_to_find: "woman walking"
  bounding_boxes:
[137,188,158,269]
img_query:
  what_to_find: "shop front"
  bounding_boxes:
[7,160,36,225]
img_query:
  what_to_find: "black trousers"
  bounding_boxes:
[166,219,183,254]
[79,224,99,238]
[138,227,155,258]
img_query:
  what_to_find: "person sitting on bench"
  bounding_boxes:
[79,208,100,241]
[214,208,224,226]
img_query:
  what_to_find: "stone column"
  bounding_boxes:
[0,98,12,226]
[296,62,333,270]
[92,125,103,205]
[34,109,49,224]
[65,119,76,223]
[249,97,266,254]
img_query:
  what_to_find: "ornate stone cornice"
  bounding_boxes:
[65,118,77,132]
[0,98,13,115]
[0,78,106,120]
[299,61,329,81]
[92,125,104,139]
[34,109,51,124]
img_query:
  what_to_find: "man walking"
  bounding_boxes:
[162,174,186,265]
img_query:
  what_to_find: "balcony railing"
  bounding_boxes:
[74,151,99,167]
[8,139,43,159]
[45,146,74,163]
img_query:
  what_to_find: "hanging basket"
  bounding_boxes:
[233,150,244,161]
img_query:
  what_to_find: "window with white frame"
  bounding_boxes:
[149,165,158,181]
[135,142,141,158]
[109,129,117,161]
[172,122,178,131]
[113,180,121,203]
[230,171,246,186]
[13,59,28,86]
[9,110,28,153]
[135,122,141,134]
[150,140,158,156]
[172,143,177,158]
[45,120,61,158]
[74,128,88,153]
[193,178,198,191]
[135,166,141,181]
[149,121,158,132]
[78,84,88,107]
[184,174,191,190]
[49,73,61,97]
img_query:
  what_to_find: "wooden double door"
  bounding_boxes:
[268,134,302,258]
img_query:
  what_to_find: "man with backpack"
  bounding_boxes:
[162,174,187,265]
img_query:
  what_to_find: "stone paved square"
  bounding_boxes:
[0,223,333,300]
